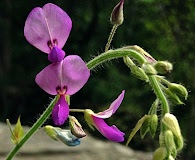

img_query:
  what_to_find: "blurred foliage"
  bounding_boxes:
[0,0,194,159]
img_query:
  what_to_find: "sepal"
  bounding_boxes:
[7,116,25,145]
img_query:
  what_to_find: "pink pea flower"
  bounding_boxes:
[24,3,72,63]
[36,55,90,125]
[84,91,125,142]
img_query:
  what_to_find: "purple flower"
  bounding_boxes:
[84,90,125,142]
[24,3,72,63]
[36,55,90,125]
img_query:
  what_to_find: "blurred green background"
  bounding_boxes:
[0,0,194,159]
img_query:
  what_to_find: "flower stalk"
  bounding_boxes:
[6,96,58,160]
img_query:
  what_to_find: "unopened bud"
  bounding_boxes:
[164,130,176,155]
[162,113,184,151]
[163,88,184,105]
[123,56,148,81]
[142,63,157,75]
[153,61,173,74]
[169,83,188,100]
[69,116,86,138]
[168,155,175,160]
[149,114,158,138]
[110,0,124,25]
[153,147,167,160]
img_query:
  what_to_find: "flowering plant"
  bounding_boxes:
[6,1,188,160]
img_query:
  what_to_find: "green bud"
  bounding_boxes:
[140,115,151,139]
[149,114,158,138]
[69,116,86,138]
[163,88,184,105]
[153,147,167,160]
[162,113,184,151]
[168,155,175,160]
[142,63,157,75]
[162,113,181,138]
[168,83,188,100]
[153,61,173,74]
[164,130,177,156]
[110,0,124,25]
[123,56,148,81]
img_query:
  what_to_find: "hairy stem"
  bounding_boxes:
[148,75,170,115]
[105,24,118,52]
[6,96,57,160]
[87,48,147,70]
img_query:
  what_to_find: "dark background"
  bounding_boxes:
[0,0,194,159]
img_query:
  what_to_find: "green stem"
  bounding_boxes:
[87,48,147,70]
[6,96,57,160]
[70,109,86,113]
[148,75,170,115]
[105,24,118,52]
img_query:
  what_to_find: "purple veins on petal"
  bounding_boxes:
[24,3,72,53]
[52,95,69,126]
[92,116,125,142]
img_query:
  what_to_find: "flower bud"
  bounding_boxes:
[162,113,181,138]
[110,0,124,25]
[162,113,184,151]
[69,116,86,138]
[123,56,148,81]
[164,130,177,156]
[153,147,167,160]
[153,61,173,74]
[149,114,158,138]
[168,83,188,100]
[162,88,184,105]
[168,155,175,160]
[142,63,157,75]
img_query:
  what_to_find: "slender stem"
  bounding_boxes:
[105,24,118,52]
[87,48,147,70]
[148,75,170,115]
[70,109,86,113]
[6,96,57,160]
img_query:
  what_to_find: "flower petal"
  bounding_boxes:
[93,90,125,119]
[35,55,90,95]
[61,55,90,95]
[55,129,81,146]
[35,62,62,95]
[52,95,69,126]
[92,116,125,142]
[48,46,65,63]
[24,3,72,53]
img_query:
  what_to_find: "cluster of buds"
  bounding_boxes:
[153,113,184,160]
